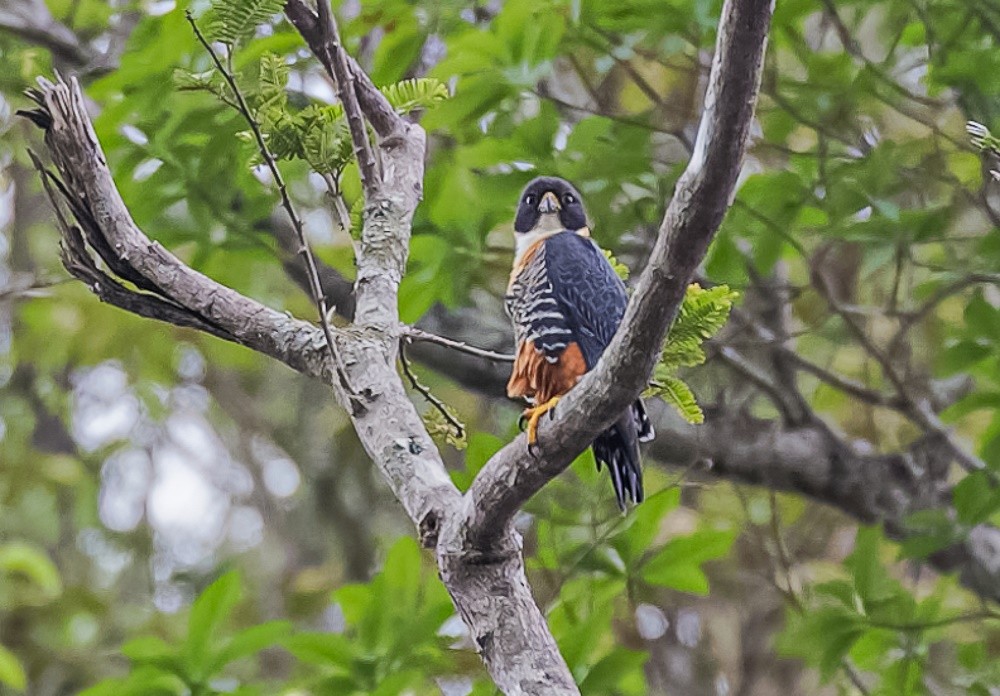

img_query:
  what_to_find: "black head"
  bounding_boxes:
[514,176,587,234]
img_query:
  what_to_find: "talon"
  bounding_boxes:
[517,413,528,432]
[520,396,561,450]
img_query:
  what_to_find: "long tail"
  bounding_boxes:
[592,399,654,510]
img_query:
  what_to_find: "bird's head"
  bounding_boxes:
[514,176,587,235]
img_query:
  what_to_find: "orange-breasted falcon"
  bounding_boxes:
[505,176,654,509]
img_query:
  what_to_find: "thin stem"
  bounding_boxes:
[400,339,465,439]
[889,273,1000,355]
[405,327,515,363]
[185,12,354,397]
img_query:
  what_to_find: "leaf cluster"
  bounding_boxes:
[80,571,291,696]
[80,540,459,695]
[645,284,739,423]
[203,0,285,46]
[176,45,448,176]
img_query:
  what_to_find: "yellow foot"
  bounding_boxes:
[521,396,561,449]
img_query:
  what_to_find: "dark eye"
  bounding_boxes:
[563,193,576,205]
[524,194,536,206]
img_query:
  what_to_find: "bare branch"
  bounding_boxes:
[20,80,337,376]
[0,1,93,66]
[400,338,465,439]
[888,272,1000,355]
[311,0,379,193]
[405,326,515,363]
[727,306,906,409]
[462,0,774,549]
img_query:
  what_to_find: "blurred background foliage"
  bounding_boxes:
[1,0,1000,693]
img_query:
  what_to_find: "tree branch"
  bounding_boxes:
[311,0,379,194]
[461,0,774,549]
[284,0,401,138]
[0,1,93,66]
[643,402,1000,603]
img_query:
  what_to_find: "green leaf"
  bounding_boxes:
[898,509,963,559]
[78,666,188,696]
[660,284,739,369]
[0,644,26,692]
[937,340,992,375]
[644,284,737,422]
[282,632,355,667]
[380,78,451,113]
[121,636,179,670]
[210,620,293,672]
[579,647,647,692]
[610,486,681,567]
[645,373,703,424]
[602,248,630,281]
[0,542,63,601]
[778,607,865,680]
[953,472,1000,525]
[640,528,736,594]
[255,51,289,112]
[205,0,285,45]
[185,570,242,672]
[845,527,897,606]
[641,562,710,594]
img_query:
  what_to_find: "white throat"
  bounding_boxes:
[514,213,565,260]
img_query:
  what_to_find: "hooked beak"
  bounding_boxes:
[538,191,561,214]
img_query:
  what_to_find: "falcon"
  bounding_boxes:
[505,176,654,509]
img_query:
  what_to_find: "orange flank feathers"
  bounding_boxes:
[507,340,587,404]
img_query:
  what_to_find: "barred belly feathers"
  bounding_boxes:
[505,176,654,510]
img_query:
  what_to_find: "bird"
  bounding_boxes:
[504,176,654,509]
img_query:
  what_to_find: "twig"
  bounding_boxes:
[716,345,800,422]
[314,0,379,194]
[814,272,995,480]
[400,339,465,439]
[404,327,515,363]
[727,307,905,409]
[0,3,92,66]
[863,609,1000,632]
[888,272,1000,355]
[185,12,355,399]
[738,485,872,696]
[0,276,70,301]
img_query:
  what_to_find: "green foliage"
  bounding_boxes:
[284,537,456,693]
[645,284,739,423]
[0,644,26,692]
[177,48,448,177]
[422,404,468,451]
[380,78,451,114]
[205,0,286,46]
[81,572,291,695]
[0,542,63,604]
[777,526,995,693]
[602,248,630,281]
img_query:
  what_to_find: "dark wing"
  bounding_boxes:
[506,239,576,362]
[544,232,628,369]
